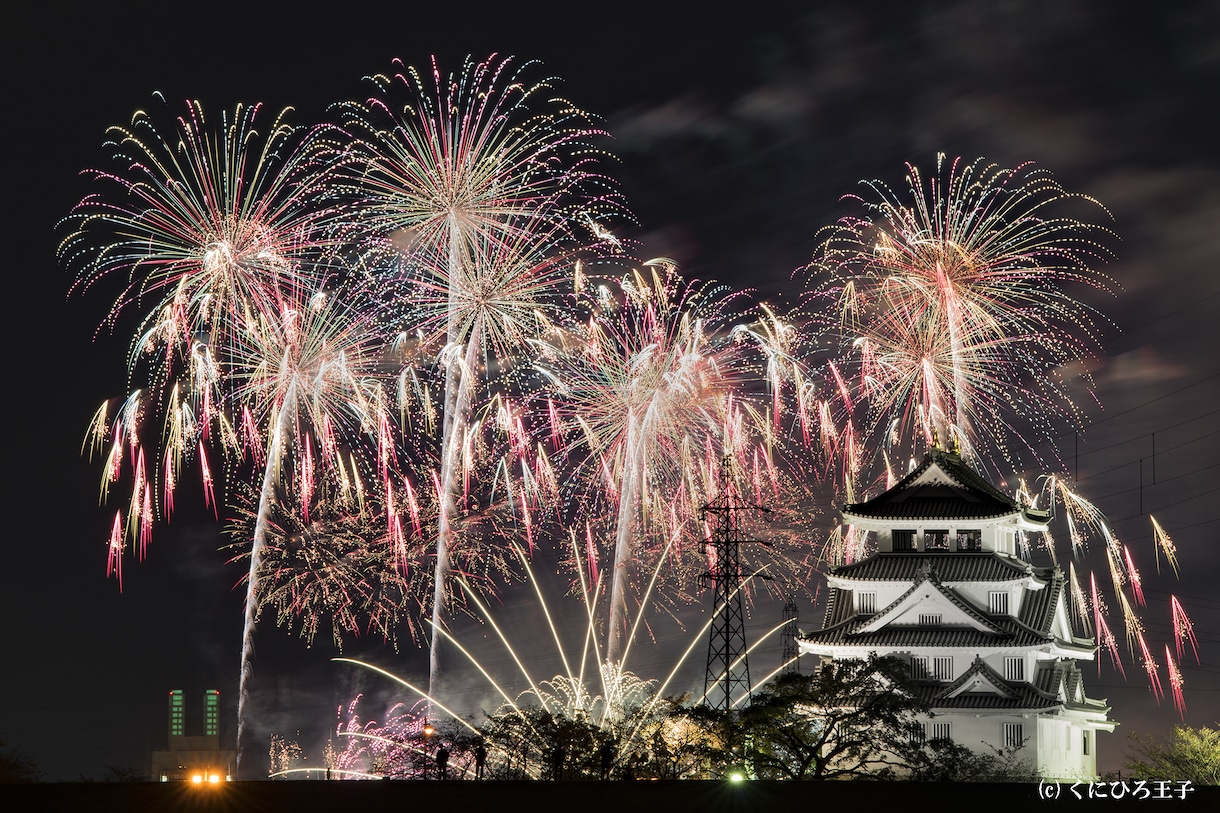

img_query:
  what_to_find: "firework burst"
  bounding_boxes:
[67,99,396,766]
[806,154,1116,483]
[335,54,622,259]
[61,98,346,345]
[337,54,625,703]
[536,262,808,665]
[223,279,399,760]
[226,486,428,650]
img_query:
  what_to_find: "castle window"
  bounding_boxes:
[929,722,952,741]
[1004,656,1025,681]
[988,591,1010,614]
[933,656,953,681]
[894,529,916,551]
[918,613,942,626]
[925,530,950,550]
[1003,722,1025,749]
[857,592,877,614]
[956,530,982,551]
[911,656,930,679]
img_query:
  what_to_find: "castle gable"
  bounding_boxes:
[941,657,1018,700]
[853,566,1004,635]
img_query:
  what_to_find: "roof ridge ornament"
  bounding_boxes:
[918,559,938,582]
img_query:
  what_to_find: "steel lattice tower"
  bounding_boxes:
[702,457,771,711]
[781,596,800,675]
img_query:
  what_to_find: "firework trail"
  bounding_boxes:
[62,99,399,772]
[1150,515,1181,577]
[1169,596,1200,664]
[337,54,624,704]
[1164,646,1187,720]
[225,279,397,764]
[806,154,1116,482]
[388,218,579,702]
[536,262,807,666]
[1090,572,1125,678]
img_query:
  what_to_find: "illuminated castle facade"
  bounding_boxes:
[149,689,235,782]
[799,444,1116,781]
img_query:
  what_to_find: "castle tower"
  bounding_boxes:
[799,447,1116,780]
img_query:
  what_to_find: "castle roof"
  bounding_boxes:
[806,559,1094,655]
[909,656,1113,719]
[830,552,1044,583]
[916,656,1058,711]
[801,610,1051,649]
[842,448,1049,526]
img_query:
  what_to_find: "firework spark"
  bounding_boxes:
[1169,595,1201,664]
[1150,515,1181,577]
[338,54,623,704]
[226,487,428,649]
[536,262,802,665]
[807,154,1115,482]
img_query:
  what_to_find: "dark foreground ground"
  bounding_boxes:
[2,780,1216,812]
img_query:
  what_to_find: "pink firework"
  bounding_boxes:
[337,54,624,704]
[1136,632,1164,701]
[807,155,1116,488]
[537,262,811,666]
[1163,646,1187,720]
[1090,572,1124,678]
[1170,596,1201,663]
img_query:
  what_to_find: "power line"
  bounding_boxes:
[1070,410,1220,459]
[1075,372,1220,432]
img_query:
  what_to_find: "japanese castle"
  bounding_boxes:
[799,440,1116,780]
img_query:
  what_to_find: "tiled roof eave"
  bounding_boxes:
[928,697,1062,712]
[843,509,1017,521]
[798,628,1046,647]
[828,552,1042,583]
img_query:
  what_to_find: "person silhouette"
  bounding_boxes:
[474,741,487,779]
[435,744,450,780]
[599,742,613,780]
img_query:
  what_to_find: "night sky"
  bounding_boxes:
[6,0,1218,781]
